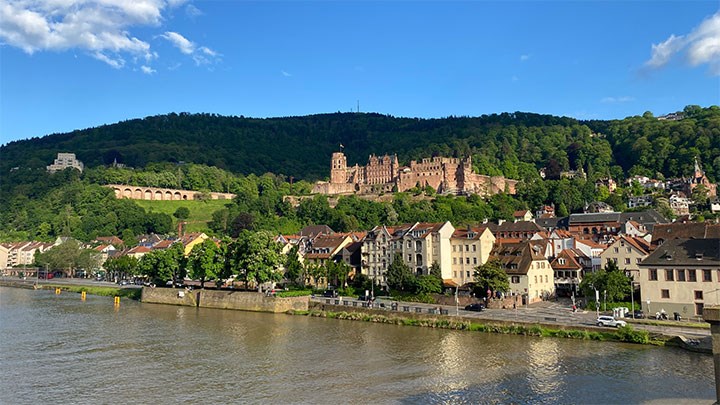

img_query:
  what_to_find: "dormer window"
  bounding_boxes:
[696,253,704,260]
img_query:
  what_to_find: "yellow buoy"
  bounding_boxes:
[55,288,61,295]
[81,291,86,301]
[114,296,120,305]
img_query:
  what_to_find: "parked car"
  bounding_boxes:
[633,310,645,319]
[464,303,485,312]
[597,315,627,328]
[323,290,338,298]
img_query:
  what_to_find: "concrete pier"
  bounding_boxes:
[703,306,720,404]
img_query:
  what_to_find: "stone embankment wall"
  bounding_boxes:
[141,287,309,313]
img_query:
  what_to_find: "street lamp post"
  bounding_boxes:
[604,290,607,312]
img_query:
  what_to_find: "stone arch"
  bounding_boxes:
[144,190,152,200]
[155,191,163,200]
[123,188,132,198]
[182,194,189,200]
[174,192,181,200]
[113,188,122,198]
[165,191,172,200]
[132,189,141,199]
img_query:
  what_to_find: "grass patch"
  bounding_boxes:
[291,307,665,346]
[134,199,231,233]
[276,290,312,298]
[46,284,141,300]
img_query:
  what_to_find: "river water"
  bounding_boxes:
[0,287,714,404]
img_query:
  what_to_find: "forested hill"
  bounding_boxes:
[2,106,719,182]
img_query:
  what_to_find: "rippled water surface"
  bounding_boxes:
[0,287,714,404]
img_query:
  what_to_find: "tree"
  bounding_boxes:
[386,253,415,292]
[104,255,139,282]
[138,243,186,286]
[173,206,190,220]
[34,239,101,277]
[473,259,509,298]
[187,239,223,288]
[429,261,442,279]
[284,245,305,287]
[578,261,631,303]
[414,274,442,294]
[227,230,283,289]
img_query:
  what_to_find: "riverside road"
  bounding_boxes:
[313,296,711,339]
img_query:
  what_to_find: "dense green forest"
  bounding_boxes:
[1,105,718,243]
[2,106,718,182]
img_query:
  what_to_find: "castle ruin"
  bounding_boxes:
[312,151,517,196]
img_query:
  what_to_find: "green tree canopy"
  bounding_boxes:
[473,259,510,297]
[187,239,224,288]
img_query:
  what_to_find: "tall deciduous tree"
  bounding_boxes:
[104,255,139,282]
[227,230,283,290]
[284,245,305,287]
[386,253,414,292]
[34,239,101,277]
[473,259,509,297]
[187,239,223,289]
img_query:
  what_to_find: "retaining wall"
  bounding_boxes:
[141,287,309,313]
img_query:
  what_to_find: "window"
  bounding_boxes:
[613,258,618,264]
[661,289,670,299]
[453,258,457,265]
[466,271,470,278]
[677,269,686,282]
[511,276,520,284]
[466,257,470,264]
[545,275,548,283]
[453,271,457,278]
[696,303,705,316]
[453,245,457,252]
[465,245,469,252]
[472,245,477,252]
[704,269,712,282]
[666,269,674,281]
[625,258,631,265]
[689,269,697,282]
[534,276,537,283]
[408,254,412,262]
[473,258,477,265]
[636,258,642,264]
[695,290,704,300]
[614,247,619,253]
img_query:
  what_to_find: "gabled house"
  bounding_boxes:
[361,225,396,287]
[551,248,590,297]
[391,221,455,279]
[126,245,151,259]
[600,236,651,280]
[638,238,720,318]
[179,232,209,256]
[490,241,554,304]
[513,210,533,222]
[450,226,495,287]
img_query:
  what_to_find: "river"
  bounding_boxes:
[0,287,714,404]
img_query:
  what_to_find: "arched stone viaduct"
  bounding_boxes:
[105,185,235,201]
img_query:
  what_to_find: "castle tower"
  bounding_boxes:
[330,152,348,184]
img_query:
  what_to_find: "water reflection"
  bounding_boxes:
[0,287,715,404]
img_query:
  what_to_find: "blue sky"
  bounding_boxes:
[1,1,718,145]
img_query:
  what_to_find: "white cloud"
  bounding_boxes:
[520,54,530,62]
[185,4,203,18]
[281,70,292,77]
[162,31,194,54]
[141,65,156,74]
[0,0,216,71]
[645,12,720,75]
[600,96,635,104]
[161,31,219,65]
